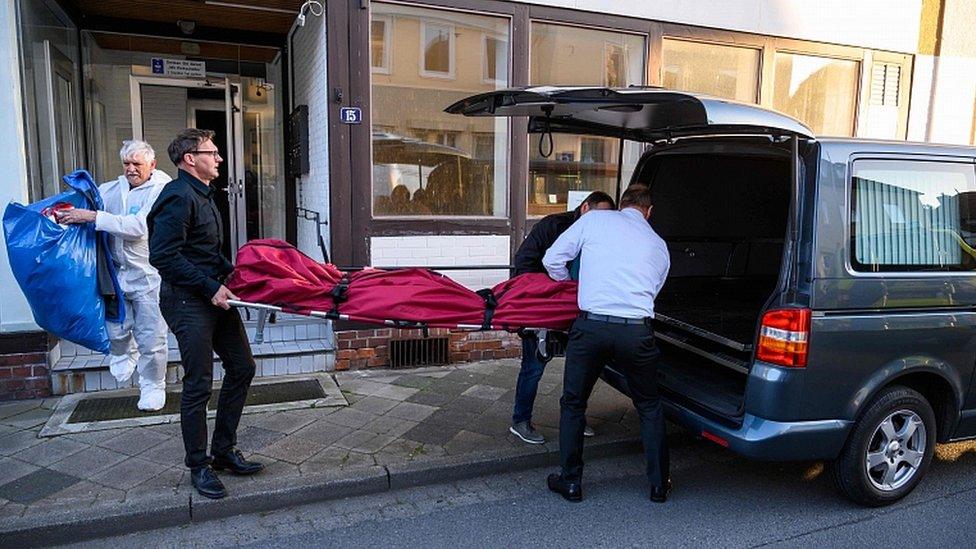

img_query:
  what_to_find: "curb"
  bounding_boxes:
[1,435,642,547]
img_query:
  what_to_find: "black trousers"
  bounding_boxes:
[559,317,669,487]
[160,283,256,469]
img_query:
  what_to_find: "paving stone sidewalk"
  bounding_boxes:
[0,359,640,542]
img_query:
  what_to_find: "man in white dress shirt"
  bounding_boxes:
[541,185,672,503]
[60,140,172,411]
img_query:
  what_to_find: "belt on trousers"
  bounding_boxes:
[578,311,652,326]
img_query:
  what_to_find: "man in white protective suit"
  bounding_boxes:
[60,140,172,411]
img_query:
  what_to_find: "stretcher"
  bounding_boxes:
[226,239,580,336]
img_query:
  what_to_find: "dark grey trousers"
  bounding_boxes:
[559,317,669,487]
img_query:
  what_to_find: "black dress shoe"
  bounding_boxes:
[212,448,265,475]
[191,466,227,499]
[547,473,583,502]
[650,478,673,503]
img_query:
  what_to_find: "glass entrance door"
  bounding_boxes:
[130,76,247,259]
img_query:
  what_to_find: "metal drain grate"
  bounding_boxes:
[67,379,327,423]
[389,337,449,368]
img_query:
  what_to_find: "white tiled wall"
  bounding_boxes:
[51,314,335,394]
[370,235,511,290]
[290,13,331,263]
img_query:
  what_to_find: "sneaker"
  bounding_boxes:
[509,421,545,444]
[583,425,596,438]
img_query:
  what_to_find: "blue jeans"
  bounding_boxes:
[512,332,546,424]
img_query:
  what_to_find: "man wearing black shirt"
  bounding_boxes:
[148,128,263,500]
[509,191,615,444]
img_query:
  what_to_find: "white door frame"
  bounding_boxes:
[130,75,247,256]
[227,82,247,249]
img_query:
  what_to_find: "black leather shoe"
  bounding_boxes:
[191,466,227,499]
[650,478,673,503]
[547,473,583,502]
[212,448,265,475]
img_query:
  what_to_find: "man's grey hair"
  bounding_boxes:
[119,140,156,163]
[168,128,216,166]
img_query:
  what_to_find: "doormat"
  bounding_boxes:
[68,380,326,423]
[39,373,347,437]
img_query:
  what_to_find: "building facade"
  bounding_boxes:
[0,0,973,399]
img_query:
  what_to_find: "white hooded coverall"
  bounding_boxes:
[95,169,172,402]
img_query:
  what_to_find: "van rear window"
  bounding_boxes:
[851,159,976,272]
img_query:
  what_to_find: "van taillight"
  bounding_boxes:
[756,308,811,368]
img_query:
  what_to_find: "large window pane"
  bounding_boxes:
[529,23,645,216]
[773,52,860,136]
[851,160,976,272]
[371,3,509,217]
[17,0,84,200]
[662,39,760,102]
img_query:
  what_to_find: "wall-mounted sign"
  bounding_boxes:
[340,107,362,124]
[150,58,206,79]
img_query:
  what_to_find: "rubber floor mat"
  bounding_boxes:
[67,379,327,423]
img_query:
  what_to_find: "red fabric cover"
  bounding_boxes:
[340,268,486,327]
[227,239,342,314]
[227,239,580,330]
[491,273,579,330]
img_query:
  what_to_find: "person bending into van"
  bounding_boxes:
[59,140,171,411]
[542,186,672,503]
[509,191,615,444]
[148,128,263,500]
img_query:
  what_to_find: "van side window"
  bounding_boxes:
[851,159,976,272]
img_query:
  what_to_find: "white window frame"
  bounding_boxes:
[419,20,455,79]
[370,15,392,74]
[481,33,507,85]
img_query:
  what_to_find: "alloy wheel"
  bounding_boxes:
[865,409,926,492]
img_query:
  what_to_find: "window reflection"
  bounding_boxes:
[370,17,390,73]
[852,160,976,271]
[422,22,453,77]
[528,23,645,216]
[662,39,760,103]
[773,52,859,136]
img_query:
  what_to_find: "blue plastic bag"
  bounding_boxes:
[2,170,124,353]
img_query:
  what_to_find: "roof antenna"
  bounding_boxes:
[538,104,554,158]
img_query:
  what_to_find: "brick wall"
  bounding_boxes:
[0,353,50,400]
[347,235,518,371]
[0,332,52,401]
[334,327,520,371]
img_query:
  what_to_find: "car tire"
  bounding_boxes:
[830,385,936,507]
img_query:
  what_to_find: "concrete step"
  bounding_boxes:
[51,344,336,395]
[49,313,336,395]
